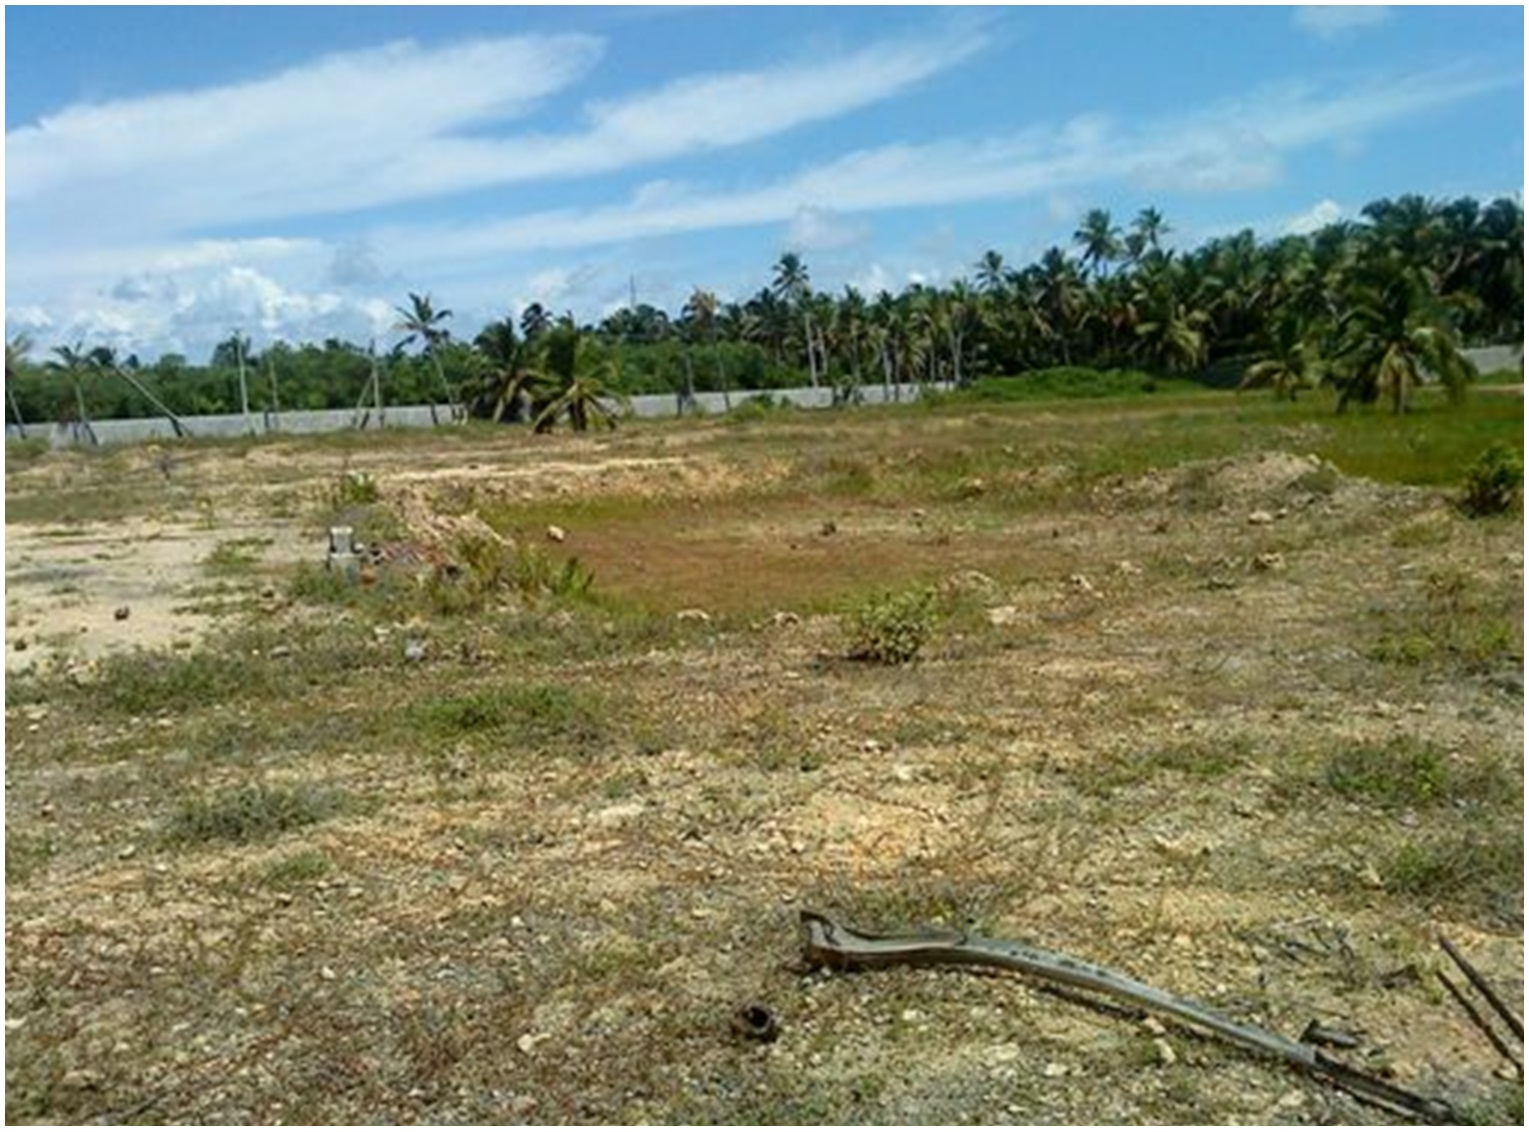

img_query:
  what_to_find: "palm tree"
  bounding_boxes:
[529,319,630,433]
[682,287,729,409]
[1239,316,1324,401]
[47,343,97,445]
[88,345,190,437]
[772,252,818,386]
[469,317,535,423]
[1330,269,1475,413]
[394,292,459,421]
[6,333,33,438]
[1074,208,1122,280]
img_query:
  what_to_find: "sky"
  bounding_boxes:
[4,3,1524,363]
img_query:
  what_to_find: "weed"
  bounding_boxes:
[6,830,56,884]
[413,683,610,756]
[1370,568,1520,672]
[165,782,351,846]
[1383,825,1523,920]
[202,537,271,576]
[425,536,595,616]
[1323,739,1450,809]
[328,468,380,509]
[1390,518,1453,548]
[260,849,332,888]
[90,647,280,714]
[1082,739,1248,798]
[1459,442,1523,517]
[845,586,938,664]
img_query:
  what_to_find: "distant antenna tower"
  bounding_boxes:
[630,274,638,310]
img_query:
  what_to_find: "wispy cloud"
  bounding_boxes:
[1293,6,1392,40]
[370,64,1515,265]
[6,25,987,245]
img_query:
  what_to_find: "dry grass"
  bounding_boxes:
[5,392,1523,1124]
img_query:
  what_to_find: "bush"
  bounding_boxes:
[1459,442,1522,517]
[166,783,349,846]
[845,587,938,664]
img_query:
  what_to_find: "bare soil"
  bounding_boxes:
[4,404,1523,1124]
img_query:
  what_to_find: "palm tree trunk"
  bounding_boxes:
[8,386,27,439]
[803,312,819,387]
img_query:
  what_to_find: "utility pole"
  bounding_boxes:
[234,330,253,434]
[265,351,281,432]
[371,338,384,426]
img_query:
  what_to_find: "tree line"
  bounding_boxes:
[5,192,1522,433]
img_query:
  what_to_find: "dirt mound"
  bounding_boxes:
[1102,450,1401,516]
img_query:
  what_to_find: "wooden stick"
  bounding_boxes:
[1437,971,1522,1072]
[1440,935,1524,1041]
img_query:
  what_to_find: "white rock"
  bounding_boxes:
[1247,510,1275,525]
[1041,1061,1068,1078]
[546,525,567,543]
[1154,1038,1177,1066]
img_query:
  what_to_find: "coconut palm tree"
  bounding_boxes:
[6,333,33,438]
[529,319,630,433]
[682,287,729,408]
[394,292,459,420]
[1330,268,1475,413]
[47,343,98,445]
[469,316,535,423]
[772,252,818,386]
[1074,208,1123,280]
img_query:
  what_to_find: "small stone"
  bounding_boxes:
[675,608,711,623]
[403,639,426,663]
[1141,1017,1167,1036]
[117,844,138,860]
[891,764,917,784]
[986,605,1022,627]
[1252,552,1285,572]
[546,525,566,543]
[1154,1038,1177,1066]
[517,1032,549,1055]
[1277,1089,1305,1110]
[269,644,292,658]
[320,965,337,981]
[901,1008,925,1024]
[1115,560,1142,576]
[1041,1061,1068,1078]
[819,520,838,537]
[1247,510,1275,525]
[62,1068,102,1089]
[989,1042,1021,1064]
[114,606,130,621]
[1358,862,1385,888]
[1068,574,1097,595]
[5,1016,26,1031]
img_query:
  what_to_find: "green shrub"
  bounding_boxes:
[414,683,609,754]
[166,783,350,846]
[846,587,938,664]
[1324,739,1450,808]
[1459,442,1522,517]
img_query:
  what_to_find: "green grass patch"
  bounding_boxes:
[89,647,282,714]
[1383,825,1523,919]
[165,782,352,846]
[1323,739,1451,809]
[5,830,56,884]
[202,536,272,576]
[259,849,333,888]
[412,683,611,755]
[844,586,938,664]
[958,366,1203,403]
[1081,738,1249,797]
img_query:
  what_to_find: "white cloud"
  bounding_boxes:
[786,206,872,252]
[6,26,985,247]
[1284,198,1346,235]
[1294,6,1392,40]
[366,64,1512,266]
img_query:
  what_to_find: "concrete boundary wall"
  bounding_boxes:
[7,345,1519,448]
[6,382,937,448]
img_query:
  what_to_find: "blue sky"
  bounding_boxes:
[5,3,1523,362]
